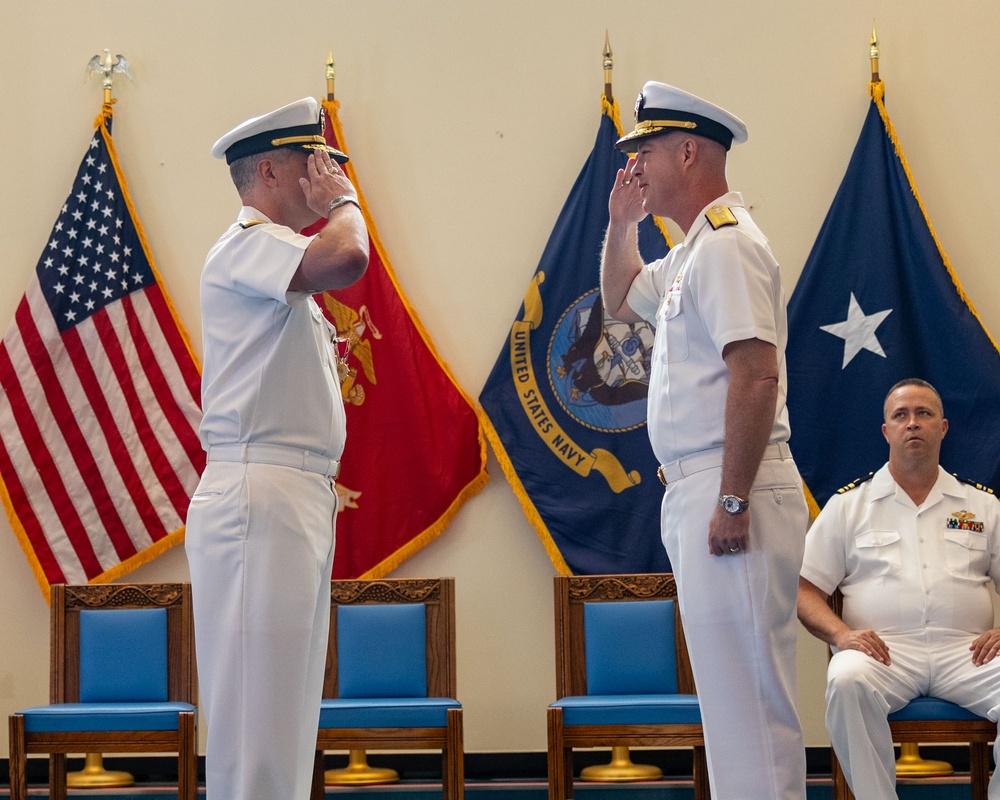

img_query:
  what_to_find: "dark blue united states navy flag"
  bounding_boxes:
[786,81,1000,515]
[478,97,671,574]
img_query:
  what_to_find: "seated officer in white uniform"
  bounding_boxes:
[186,97,368,800]
[798,378,1000,800]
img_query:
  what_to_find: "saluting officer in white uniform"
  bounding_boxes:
[600,82,809,799]
[186,97,368,800]
[799,379,1000,800]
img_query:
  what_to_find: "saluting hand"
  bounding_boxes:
[300,150,358,219]
[608,157,647,227]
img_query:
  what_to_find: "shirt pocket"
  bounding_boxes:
[854,528,902,576]
[657,290,689,364]
[943,528,989,579]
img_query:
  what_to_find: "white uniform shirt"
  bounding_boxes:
[199,206,347,459]
[801,464,1000,636]
[625,191,791,465]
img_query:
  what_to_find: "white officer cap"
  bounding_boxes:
[615,81,748,152]
[211,97,348,165]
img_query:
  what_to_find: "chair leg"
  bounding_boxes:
[829,746,853,800]
[311,749,326,800]
[8,715,27,800]
[970,741,990,800]
[178,711,198,800]
[49,752,67,800]
[692,745,711,800]
[547,707,572,800]
[443,707,465,800]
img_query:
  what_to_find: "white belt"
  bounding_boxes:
[657,441,791,487]
[207,443,341,480]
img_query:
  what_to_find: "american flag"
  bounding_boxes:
[0,106,204,597]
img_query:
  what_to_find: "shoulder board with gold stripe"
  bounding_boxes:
[836,472,875,494]
[239,219,267,229]
[954,474,996,496]
[705,205,738,230]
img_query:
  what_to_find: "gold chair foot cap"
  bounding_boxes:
[66,767,135,788]
[324,765,400,785]
[895,755,954,778]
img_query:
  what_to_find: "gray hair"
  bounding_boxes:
[228,149,294,195]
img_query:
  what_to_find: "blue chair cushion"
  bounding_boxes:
[551,694,702,726]
[318,697,461,728]
[337,604,427,698]
[584,600,677,695]
[79,608,168,703]
[18,702,195,733]
[889,697,988,722]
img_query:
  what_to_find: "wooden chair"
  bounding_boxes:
[547,573,709,800]
[8,583,197,800]
[310,578,463,800]
[827,590,996,800]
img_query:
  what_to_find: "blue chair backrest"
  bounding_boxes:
[79,607,168,702]
[337,603,427,698]
[584,599,678,695]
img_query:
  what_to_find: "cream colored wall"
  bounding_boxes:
[2,0,999,758]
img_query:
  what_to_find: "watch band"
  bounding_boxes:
[326,195,360,216]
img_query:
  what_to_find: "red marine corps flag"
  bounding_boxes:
[304,90,488,579]
[0,103,205,597]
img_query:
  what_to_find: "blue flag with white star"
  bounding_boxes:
[478,97,671,574]
[786,82,1000,513]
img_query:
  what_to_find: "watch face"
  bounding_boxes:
[721,495,747,514]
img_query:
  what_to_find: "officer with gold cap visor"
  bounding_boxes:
[600,82,809,799]
[186,96,368,800]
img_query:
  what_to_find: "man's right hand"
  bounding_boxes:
[833,628,892,665]
[608,157,647,226]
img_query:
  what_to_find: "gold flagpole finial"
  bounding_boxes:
[326,48,336,102]
[869,22,880,84]
[603,31,614,103]
[85,49,132,105]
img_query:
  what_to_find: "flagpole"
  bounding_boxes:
[65,54,138,790]
[576,31,663,789]
[867,26,956,782]
[326,48,336,102]
[603,31,614,104]
[869,22,880,86]
[319,52,397,787]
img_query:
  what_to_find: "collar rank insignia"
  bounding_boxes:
[705,205,738,230]
[239,219,267,229]
[947,510,984,533]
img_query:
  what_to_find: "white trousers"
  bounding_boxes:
[661,454,808,800]
[827,630,1000,800]
[186,460,337,800]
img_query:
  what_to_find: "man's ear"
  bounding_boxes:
[256,156,278,186]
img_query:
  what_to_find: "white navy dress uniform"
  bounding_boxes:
[618,82,809,799]
[186,97,351,800]
[802,465,1000,800]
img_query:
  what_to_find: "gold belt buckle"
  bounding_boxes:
[657,465,668,487]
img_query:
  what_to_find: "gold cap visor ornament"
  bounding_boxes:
[615,81,748,153]
[211,97,348,165]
